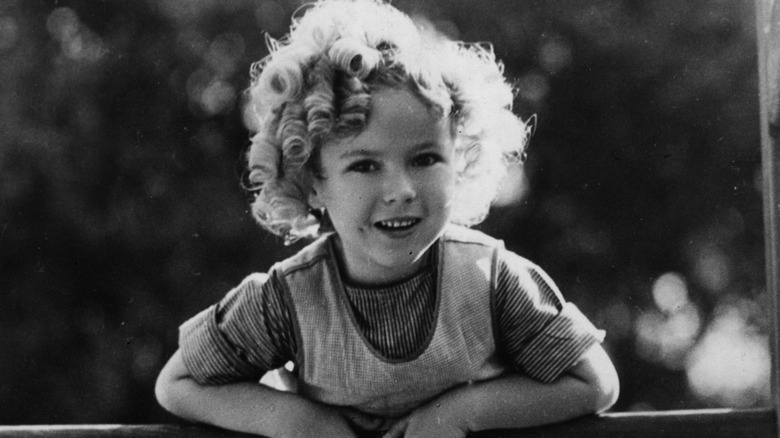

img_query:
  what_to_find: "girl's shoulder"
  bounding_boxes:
[441,224,503,248]
[442,226,561,296]
[272,232,337,277]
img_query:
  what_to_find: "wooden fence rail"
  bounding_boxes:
[758,0,780,433]
[0,409,775,438]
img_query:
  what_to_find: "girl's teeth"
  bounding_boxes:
[380,219,415,228]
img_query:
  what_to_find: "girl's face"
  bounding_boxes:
[311,87,456,285]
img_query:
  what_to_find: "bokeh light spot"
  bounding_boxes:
[186,57,237,116]
[131,338,163,383]
[517,71,549,103]
[635,304,701,370]
[206,32,245,77]
[0,16,19,51]
[46,7,79,42]
[186,68,211,102]
[538,34,573,74]
[45,7,107,61]
[686,302,771,407]
[652,272,689,314]
[200,80,236,115]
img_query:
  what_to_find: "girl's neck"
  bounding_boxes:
[331,235,435,287]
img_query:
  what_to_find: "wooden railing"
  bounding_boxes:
[0,409,774,438]
[758,0,780,435]
[1,0,778,437]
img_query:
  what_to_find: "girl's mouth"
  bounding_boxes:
[374,218,421,231]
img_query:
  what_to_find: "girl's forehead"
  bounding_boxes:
[369,86,447,121]
[348,88,450,146]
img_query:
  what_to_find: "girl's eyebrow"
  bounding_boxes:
[338,148,377,160]
[337,141,443,160]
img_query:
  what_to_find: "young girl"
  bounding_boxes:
[155,1,619,437]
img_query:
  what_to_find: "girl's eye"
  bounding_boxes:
[347,160,379,173]
[413,153,442,167]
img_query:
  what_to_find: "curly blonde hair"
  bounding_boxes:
[244,0,531,244]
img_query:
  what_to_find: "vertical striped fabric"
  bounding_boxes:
[494,254,605,382]
[343,269,436,360]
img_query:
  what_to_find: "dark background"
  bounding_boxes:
[0,0,770,424]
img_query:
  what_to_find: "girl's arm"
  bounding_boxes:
[384,343,619,438]
[155,350,375,438]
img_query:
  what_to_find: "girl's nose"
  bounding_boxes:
[383,169,417,204]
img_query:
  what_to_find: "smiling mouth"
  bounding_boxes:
[375,218,421,231]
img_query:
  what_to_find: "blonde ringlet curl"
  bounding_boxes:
[251,178,320,245]
[442,40,531,225]
[276,102,311,172]
[328,38,381,79]
[246,132,281,185]
[334,73,371,133]
[304,57,337,140]
[249,48,306,120]
[244,0,531,243]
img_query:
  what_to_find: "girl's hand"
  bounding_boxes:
[283,404,357,438]
[284,404,392,438]
[381,399,468,438]
[258,368,395,436]
[339,406,393,433]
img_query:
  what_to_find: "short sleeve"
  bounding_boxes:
[494,251,605,383]
[178,270,297,385]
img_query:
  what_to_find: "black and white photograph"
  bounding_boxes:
[1,0,778,437]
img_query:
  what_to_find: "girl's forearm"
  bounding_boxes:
[438,346,619,432]
[442,372,601,432]
[161,378,310,436]
[155,351,355,438]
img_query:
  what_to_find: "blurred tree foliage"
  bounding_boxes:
[0,0,768,425]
